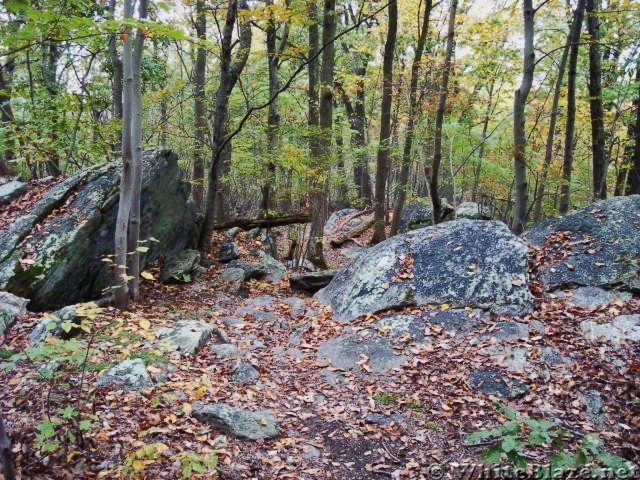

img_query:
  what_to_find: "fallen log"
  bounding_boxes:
[329,219,375,247]
[213,213,310,231]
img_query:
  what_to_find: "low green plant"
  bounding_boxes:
[174,451,218,478]
[467,403,637,479]
[374,392,397,405]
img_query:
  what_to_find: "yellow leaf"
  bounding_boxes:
[141,271,155,280]
[183,402,192,414]
[139,319,151,330]
[440,304,450,311]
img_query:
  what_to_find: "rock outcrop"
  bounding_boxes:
[0,291,28,334]
[316,220,533,322]
[0,148,196,310]
[525,195,640,291]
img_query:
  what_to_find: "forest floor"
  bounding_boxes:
[1,225,639,480]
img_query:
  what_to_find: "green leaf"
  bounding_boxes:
[467,428,500,443]
[136,246,149,253]
[58,406,78,419]
[506,450,527,470]
[481,444,503,464]
[79,420,93,431]
[501,435,519,452]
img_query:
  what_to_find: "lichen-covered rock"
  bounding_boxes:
[97,359,153,391]
[217,240,239,263]
[0,291,28,334]
[0,148,196,310]
[231,362,260,384]
[397,201,433,233]
[157,320,215,355]
[373,314,426,344]
[453,202,492,220]
[468,369,529,399]
[28,304,83,345]
[290,270,338,294]
[0,180,27,206]
[161,249,203,284]
[192,403,279,440]
[525,195,640,291]
[580,315,640,346]
[555,287,633,308]
[316,220,533,323]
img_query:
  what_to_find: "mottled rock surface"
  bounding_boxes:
[97,359,153,391]
[0,148,196,310]
[525,195,640,291]
[316,220,533,322]
[157,320,215,355]
[192,403,279,440]
[161,249,203,284]
[0,291,28,334]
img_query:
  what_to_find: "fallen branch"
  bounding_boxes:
[330,219,375,247]
[213,213,310,231]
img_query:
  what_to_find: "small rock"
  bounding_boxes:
[0,291,29,334]
[231,362,260,384]
[0,180,27,207]
[211,343,244,359]
[258,253,287,283]
[220,267,245,282]
[148,363,177,383]
[97,359,153,391]
[157,320,215,355]
[365,413,404,426]
[237,307,277,322]
[192,402,279,440]
[246,296,278,310]
[218,240,239,263]
[227,260,269,280]
[161,249,203,283]
[302,445,322,461]
[246,228,261,239]
[556,287,633,309]
[468,369,529,399]
[290,270,338,294]
[540,347,568,365]
[485,321,530,342]
[374,314,426,344]
[582,392,607,427]
[226,227,244,240]
[581,315,640,346]
[29,304,83,345]
[283,297,307,317]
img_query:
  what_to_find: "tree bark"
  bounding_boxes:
[108,0,123,123]
[192,0,207,211]
[511,0,535,235]
[198,0,252,251]
[586,0,607,199]
[390,0,432,236]
[0,57,15,176]
[559,0,586,215]
[306,0,336,269]
[0,410,16,480]
[624,63,640,194]
[371,0,398,244]
[430,0,457,225]
[532,24,573,220]
[330,219,375,247]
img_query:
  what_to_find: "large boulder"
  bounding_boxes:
[316,220,533,323]
[525,195,640,291]
[324,208,362,235]
[397,201,433,233]
[0,148,196,310]
[452,202,492,220]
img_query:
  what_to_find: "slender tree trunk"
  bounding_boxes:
[371,0,398,244]
[198,0,252,250]
[192,0,207,211]
[532,27,571,220]
[0,58,15,175]
[0,410,16,480]
[471,77,496,202]
[306,0,336,268]
[511,0,535,235]
[108,0,123,122]
[625,64,640,194]
[42,42,62,177]
[559,0,585,215]
[114,0,148,309]
[586,0,607,199]
[390,0,432,236]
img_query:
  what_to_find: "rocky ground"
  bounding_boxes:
[0,223,638,480]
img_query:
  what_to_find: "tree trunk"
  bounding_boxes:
[390,0,433,236]
[114,0,148,309]
[0,58,15,176]
[471,77,496,202]
[198,0,252,251]
[108,0,123,123]
[625,63,640,194]
[559,0,585,215]
[586,0,607,199]
[532,25,571,221]
[430,0,457,225]
[192,0,207,211]
[511,0,535,235]
[42,41,62,177]
[306,0,336,269]
[0,410,16,480]
[371,0,398,244]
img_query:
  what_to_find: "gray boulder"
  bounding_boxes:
[157,320,215,355]
[324,208,362,234]
[580,314,640,346]
[97,359,153,391]
[555,286,633,309]
[317,332,408,374]
[217,240,239,263]
[0,148,196,310]
[258,253,287,283]
[316,220,533,323]
[290,270,338,294]
[0,180,27,206]
[373,314,426,344]
[192,403,279,440]
[231,362,260,384]
[0,291,29,334]
[468,369,529,399]
[161,249,203,284]
[453,202,491,220]
[398,201,433,233]
[525,195,640,291]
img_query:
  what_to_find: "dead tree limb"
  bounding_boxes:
[330,219,375,247]
[213,212,310,231]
